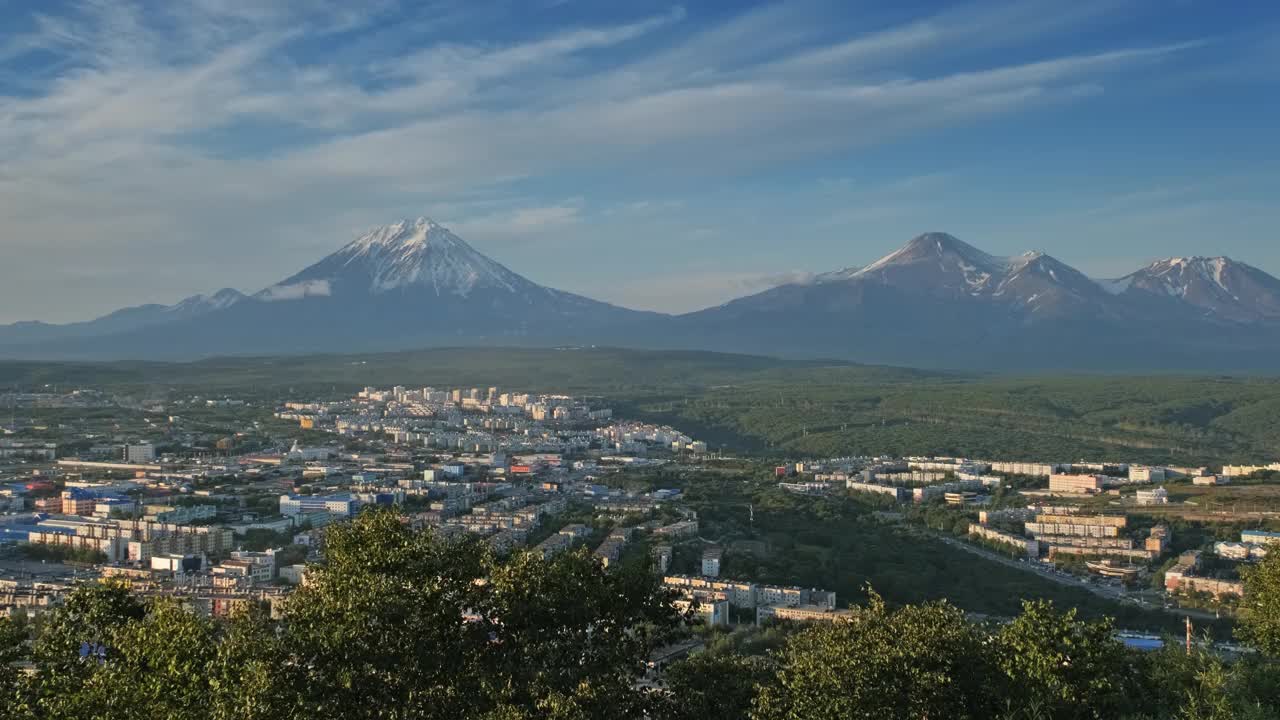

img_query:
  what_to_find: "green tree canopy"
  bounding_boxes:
[251,508,684,719]
[752,592,998,720]
[659,650,774,720]
[994,599,1137,719]
[1241,551,1280,657]
[0,616,28,718]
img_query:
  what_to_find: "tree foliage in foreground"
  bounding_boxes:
[0,509,1278,719]
[753,592,998,720]
[994,600,1136,719]
[1,509,685,720]
[1241,550,1280,657]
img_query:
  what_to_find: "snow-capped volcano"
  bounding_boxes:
[256,218,532,301]
[3,225,1279,371]
[1106,256,1280,323]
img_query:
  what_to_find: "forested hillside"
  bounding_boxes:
[4,347,1280,465]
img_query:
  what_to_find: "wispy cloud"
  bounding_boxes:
[451,202,586,245]
[0,0,1246,321]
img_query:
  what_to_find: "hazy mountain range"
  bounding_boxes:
[3,219,1278,371]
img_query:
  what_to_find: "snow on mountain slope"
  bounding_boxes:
[822,233,1109,318]
[164,288,246,315]
[1108,256,1280,323]
[853,232,1005,294]
[257,218,536,300]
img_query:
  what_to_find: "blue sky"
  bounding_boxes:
[1,0,1277,322]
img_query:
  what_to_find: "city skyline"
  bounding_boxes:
[1,0,1278,322]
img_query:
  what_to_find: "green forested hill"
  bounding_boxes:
[3,347,1279,465]
[627,371,1280,466]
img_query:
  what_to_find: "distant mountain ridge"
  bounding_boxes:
[0,288,246,346]
[669,232,1280,370]
[1,225,1277,371]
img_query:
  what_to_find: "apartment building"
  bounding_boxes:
[27,529,127,561]
[1222,464,1280,478]
[701,548,723,578]
[990,462,1061,478]
[534,533,572,560]
[1049,474,1105,494]
[61,489,97,516]
[558,524,592,540]
[1025,514,1125,538]
[969,524,1039,558]
[145,504,218,523]
[978,507,1035,525]
[1165,551,1244,598]
[1129,466,1167,483]
[846,482,905,501]
[1145,525,1171,555]
[594,539,626,567]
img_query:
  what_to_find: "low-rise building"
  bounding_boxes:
[757,604,855,625]
[279,564,308,585]
[1241,530,1280,547]
[279,494,358,518]
[1215,542,1268,561]
[653,520,699,539]
[149,553,203,575]
[944,491,981,506]
[1135,487,1169,506]
[673,597,730,627]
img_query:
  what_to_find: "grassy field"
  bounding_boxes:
[4,346,1280,466]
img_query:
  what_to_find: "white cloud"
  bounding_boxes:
[0,0,1231,321]
[257,279,333,302]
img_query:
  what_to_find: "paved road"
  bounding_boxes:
[934,534,1220,623]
